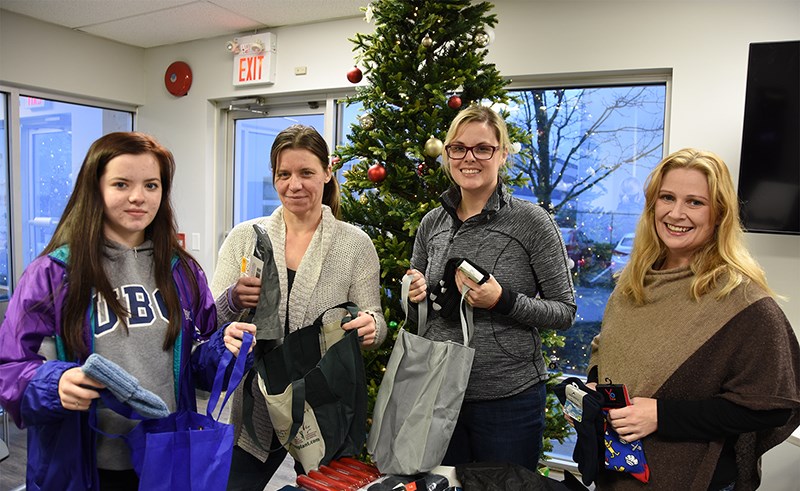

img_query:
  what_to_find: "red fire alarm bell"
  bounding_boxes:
[164,61,192,97]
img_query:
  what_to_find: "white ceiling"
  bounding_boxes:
[0,0,368,48]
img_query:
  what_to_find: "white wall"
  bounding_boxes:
[2,3,800,488]
[0,10,145,104]
[136,17,364,276]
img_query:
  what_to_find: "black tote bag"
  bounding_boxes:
[252,302,367,473]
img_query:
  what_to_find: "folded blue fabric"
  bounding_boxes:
[82,353,170,419]
[603,415,650,483]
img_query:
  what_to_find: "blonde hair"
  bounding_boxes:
[616,148,774,304]
[442,104,510,182]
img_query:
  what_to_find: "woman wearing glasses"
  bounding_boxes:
[405,104,576,470]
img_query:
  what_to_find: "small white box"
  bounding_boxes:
[458,259,487,284]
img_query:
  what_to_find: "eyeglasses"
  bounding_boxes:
[445,144,500,160]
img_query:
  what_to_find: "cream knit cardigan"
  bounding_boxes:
[210,205,386,461]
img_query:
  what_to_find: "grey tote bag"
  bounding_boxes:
[366,274,475,476]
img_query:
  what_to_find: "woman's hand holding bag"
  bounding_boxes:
[366,274,475,476]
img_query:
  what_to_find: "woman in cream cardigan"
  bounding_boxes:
[210,124,387,491]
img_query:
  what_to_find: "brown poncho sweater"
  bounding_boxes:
[589,266,800,490]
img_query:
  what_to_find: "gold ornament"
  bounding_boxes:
[424,136,444,157]
[421,34,433,48]
[475,31,490,48]
[484,26,496,44]
[359,113,375,130]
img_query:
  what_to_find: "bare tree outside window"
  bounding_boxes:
[506,84,666,376]
[503,83,667,465]
[509,86,665,212]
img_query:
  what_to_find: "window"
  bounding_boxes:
[0,95,9,302]
[505,84,667,376]
[229,110,324,225]
[18,96,133,267]
[1,87,134,300]
[334,100,363,181]
[505,82,667,464]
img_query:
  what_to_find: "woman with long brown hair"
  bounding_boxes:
[0,132,255,491]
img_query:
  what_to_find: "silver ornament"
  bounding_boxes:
[359,113,375,130]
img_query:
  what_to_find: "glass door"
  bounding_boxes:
[229,108,325,225]
[18,96,133,267]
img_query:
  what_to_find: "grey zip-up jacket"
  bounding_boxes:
[411,183,576,400]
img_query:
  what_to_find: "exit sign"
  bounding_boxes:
[232,33,277,86]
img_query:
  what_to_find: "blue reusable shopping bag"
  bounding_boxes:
[103,333,252,491]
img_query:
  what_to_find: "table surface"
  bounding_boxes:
[358,466,460,490]
[789,426,800,447]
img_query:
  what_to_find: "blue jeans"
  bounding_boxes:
[442,382,547,472]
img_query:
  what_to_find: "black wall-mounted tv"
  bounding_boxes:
[738,40,800,235]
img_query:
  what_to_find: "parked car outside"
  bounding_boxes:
[610,233,635,274]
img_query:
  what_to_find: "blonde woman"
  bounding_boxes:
[406,105,576,470]
[589,148,800,490]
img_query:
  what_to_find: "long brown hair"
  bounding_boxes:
[269,124,340,218]
[43,132,199,358]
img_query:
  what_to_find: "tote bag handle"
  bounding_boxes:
[401,274,473,347]
[97,331,253,424]
[206,331,253,419]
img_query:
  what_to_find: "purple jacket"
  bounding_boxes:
[0,247,240,490]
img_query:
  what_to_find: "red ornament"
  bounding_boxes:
[417,163,427,175]
[347,66,363,84]
[367,163,387,183]
[447,95,462,109]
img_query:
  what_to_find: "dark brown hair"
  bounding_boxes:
[269,124,340,218]
[43,132,199,358]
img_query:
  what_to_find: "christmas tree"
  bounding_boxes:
[334,0,571,459]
